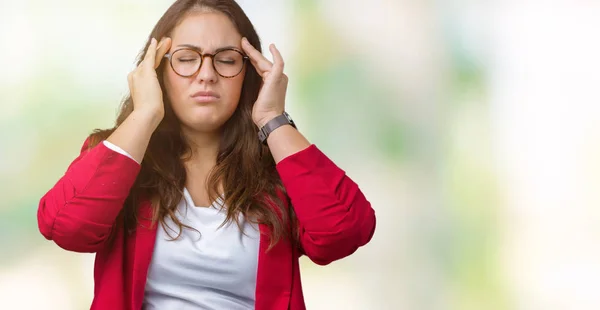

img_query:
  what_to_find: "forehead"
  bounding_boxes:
[171,12,241,52]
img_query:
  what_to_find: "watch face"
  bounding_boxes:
[283,112,296,128]
[284,112,293,122]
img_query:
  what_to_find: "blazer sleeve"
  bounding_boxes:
[37,138,141,253]
[276,145,376,265]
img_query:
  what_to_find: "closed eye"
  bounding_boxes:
[217,59,236,65]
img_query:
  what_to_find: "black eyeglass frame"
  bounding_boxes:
[163,47,249,78]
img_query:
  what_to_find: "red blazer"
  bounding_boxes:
[37,139,376,310]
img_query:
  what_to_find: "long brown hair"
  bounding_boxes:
[89,0,295,248]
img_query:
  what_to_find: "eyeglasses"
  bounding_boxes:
[163,48,249,78]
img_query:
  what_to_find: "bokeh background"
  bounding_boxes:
[1,0,599,309]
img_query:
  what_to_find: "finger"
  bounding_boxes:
[248,54,273,77]
[154,37,172,69]
[241,37,273,73]
[248,57,266,76]
[143,38,158,68]
[269,44,285,77]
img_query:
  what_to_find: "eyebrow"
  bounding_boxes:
[175,44,240,53]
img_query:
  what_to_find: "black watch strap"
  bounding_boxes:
[258,112,297,144]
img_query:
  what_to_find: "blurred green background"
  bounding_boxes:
[1,0,599,309]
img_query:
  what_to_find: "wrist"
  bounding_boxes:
[256,112,297,145]
[255,112,281,128]
[131,109,163,130]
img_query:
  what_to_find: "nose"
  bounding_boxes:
[195,55,218,84]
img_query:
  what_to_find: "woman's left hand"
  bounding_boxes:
[241,37,288,128]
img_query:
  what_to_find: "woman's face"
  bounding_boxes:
[163,11,246,133]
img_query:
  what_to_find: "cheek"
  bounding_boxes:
[222,81,243,116]
[163,70,189,104]
[223,75,245,105]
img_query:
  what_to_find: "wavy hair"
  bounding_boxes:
[89,0,296,249]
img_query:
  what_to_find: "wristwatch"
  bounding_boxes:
[257,112,297,144]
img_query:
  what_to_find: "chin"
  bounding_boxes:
[181,113,227,133]
[182,117,226,133]
[173,103,237,133]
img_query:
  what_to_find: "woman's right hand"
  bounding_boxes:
[127,37,172,123]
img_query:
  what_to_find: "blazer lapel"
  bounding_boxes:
[130,201,158,310]
[255,223,293,309]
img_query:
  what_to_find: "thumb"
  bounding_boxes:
[143,38,158,69]
[154,37,172,69]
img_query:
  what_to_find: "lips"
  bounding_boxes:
[191,90,220,103]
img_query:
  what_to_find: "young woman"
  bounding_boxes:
[37,0,376,309]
